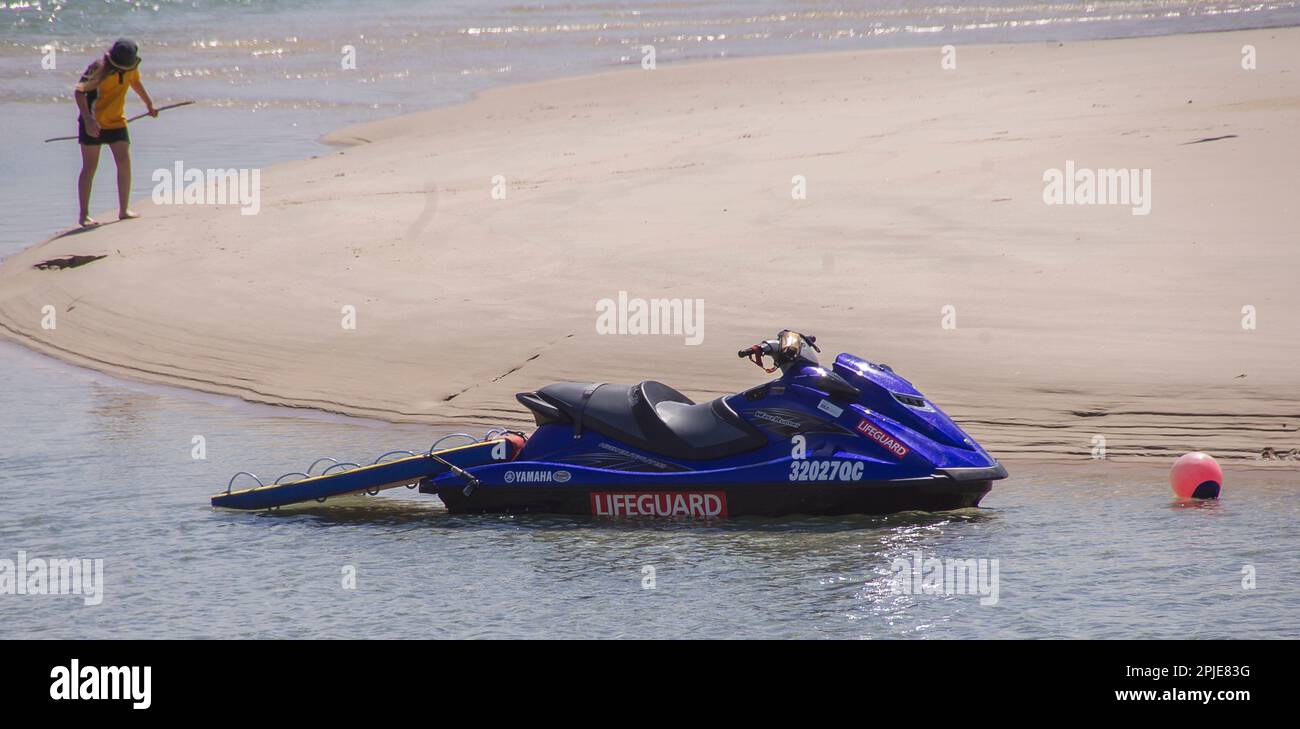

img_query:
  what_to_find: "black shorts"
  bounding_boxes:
[78,118,129,146]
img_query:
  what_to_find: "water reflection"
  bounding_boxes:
[1167,498,1224,513]
[236,496,997,534]
[88,384,159,445]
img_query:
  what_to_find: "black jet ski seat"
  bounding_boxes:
[518,381,767,461]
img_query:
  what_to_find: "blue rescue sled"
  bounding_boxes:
[211,437,519,511]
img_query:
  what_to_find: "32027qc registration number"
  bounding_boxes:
[788,460,865,482]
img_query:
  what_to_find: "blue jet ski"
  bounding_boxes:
[214,331,1006,517]
[432,330,1006,517]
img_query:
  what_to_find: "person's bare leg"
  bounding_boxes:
[78,143,102,226]
[109,140,137,219]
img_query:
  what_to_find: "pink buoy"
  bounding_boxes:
[1170,452,1222,499]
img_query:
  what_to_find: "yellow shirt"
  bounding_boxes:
[81,63,140,129]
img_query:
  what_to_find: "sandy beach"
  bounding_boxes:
[2,28,1298,464]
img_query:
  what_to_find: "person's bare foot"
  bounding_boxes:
[119,210,140,220]
[79,215,99,228]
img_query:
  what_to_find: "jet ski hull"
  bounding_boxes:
[427,475,994,518]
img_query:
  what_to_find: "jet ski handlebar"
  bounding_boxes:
[738,330,819,373]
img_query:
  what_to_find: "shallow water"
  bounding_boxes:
[1,341,1295,639]
[2,2,1298,638]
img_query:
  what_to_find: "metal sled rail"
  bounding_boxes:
[211,438,512,511]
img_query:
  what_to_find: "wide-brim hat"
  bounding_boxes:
[107,38,141,71]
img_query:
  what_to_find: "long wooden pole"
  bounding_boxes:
[43,100,196,143]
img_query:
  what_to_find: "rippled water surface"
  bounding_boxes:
[1,343,1295,639]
